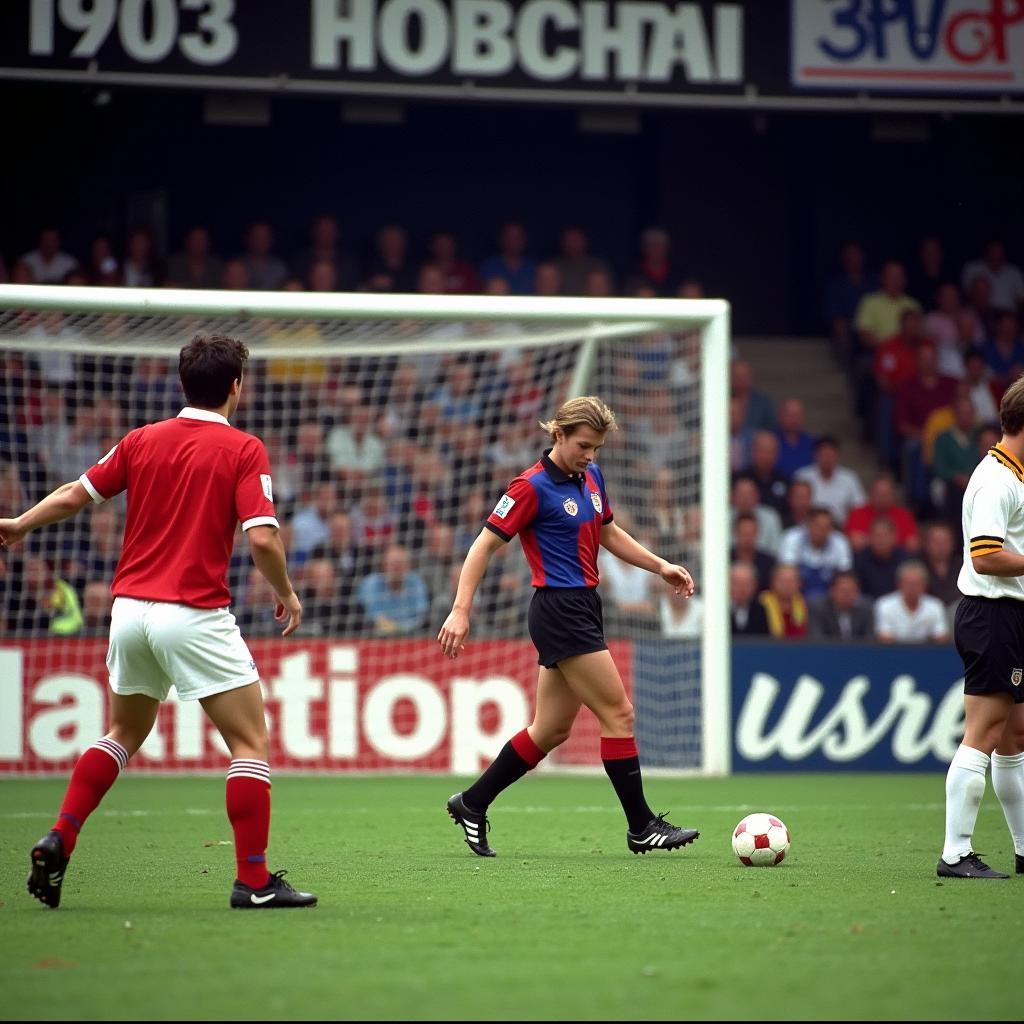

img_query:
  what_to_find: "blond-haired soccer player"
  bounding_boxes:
[438,396,700,856]
[1,335,316,909]
[939,374,1024,878]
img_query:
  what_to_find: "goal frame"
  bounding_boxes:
[0,283,732,775]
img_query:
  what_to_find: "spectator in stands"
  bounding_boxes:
[730,562,770,636]
[534,261,561,297]
[127,355,183,424]
[585,268,614,297]
[873,308,925,466]
[962,347,1000,423]
[221,259,249,290]
[907,236,950,309]
[744,430,789,516]
[894,341,958,508]
[777,506,853,599]
[309,509,360,571]
[288,420,332,495]
[921,521,962,607]
[291,482,339,559]
[824,241,876,361]
[66,502,121,588]
[84,234,119,286]
[783,478,813,530]
[351,485,397,563]
[81,580,113,637]
[636,388,689,472]
[123,228,161,287]
[19,227,78,283]
[327,385,386,487]
[0,459,27,517]
[659,588,703,639]
[759,564,808,639]
[854,515,906,600]
[981,311,1024,387]
[308,259,337,293]
[363,224,415,293]
[296,214,358,290]
[731,359,775,433]
[729,395,754,472]
[961,239,1024,315]
[427,230,479,294]
[553,226,611,296]
[431,360,485,430]
[401,447,450,546]
[165,225,222,289]
[855,260,922,350]
[969,274,1004,342]
[419,520,460,626]
[357,543,429,636]
[730,475,783,556]
[931,394,979,525]
[240,221,289,290]
[302,557,363,636]
[926,283,982,378]
[51,404,102,485]
[808,570,874,641]
[845,472,920,553]
[775,398,816,476]
[628,227,678,297]
[480,221,536,295]
[11,557,83,635]
[795,436,866,526]
[874,560,950,643]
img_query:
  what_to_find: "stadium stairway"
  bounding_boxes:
[735,336,880,485]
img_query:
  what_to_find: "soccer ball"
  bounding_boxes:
[732,812,790,866]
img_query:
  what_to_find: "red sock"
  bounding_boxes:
[226,760,272,889]
[52,738,129,856]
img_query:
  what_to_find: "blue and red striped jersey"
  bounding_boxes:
[485,451,614,588]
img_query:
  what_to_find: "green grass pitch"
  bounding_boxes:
[0,774,1019,1021]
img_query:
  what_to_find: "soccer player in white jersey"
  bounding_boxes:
[939,375,1024,878]
[0,335,317,909]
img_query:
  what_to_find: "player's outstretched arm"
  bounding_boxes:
[600,520,695,597]
[438,528,505,659]
[0,481,92,549]
[247,525,303,637]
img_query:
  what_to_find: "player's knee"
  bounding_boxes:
[605,701,634,736]
[545,725,573,749]
[106,726,149,758]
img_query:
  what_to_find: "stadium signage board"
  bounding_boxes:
[0,639,628,774]
[731,643,966,771]
[791,0,1024,94]
[3,0,1018,110]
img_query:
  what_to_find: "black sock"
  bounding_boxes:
[463,742,531,811]
[603,755,654,832]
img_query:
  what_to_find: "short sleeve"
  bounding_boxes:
[80,431,135,503]
[236,437,280,532]
[485,477,539,542]
[967,483,1016,557]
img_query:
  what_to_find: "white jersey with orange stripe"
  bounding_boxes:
[957,442,1024,601]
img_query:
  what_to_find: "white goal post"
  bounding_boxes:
[0,284,730,776]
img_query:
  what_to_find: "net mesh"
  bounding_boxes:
[0,305,704,774]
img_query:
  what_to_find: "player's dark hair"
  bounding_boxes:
[179,334,248,408]
[1000,374,1024,436]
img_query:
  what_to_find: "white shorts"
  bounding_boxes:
[107,597,259,702]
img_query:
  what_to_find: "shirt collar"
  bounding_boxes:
[541,448,582,484]
[178,407,230,426]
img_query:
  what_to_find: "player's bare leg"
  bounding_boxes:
[448,667,580,857]
[28,693,159,908]
[939,693,1012,878]
[558,650,699,854]
[201,682,317,908]
[992,702,1024,874]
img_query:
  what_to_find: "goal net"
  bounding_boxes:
[0,286,730,776]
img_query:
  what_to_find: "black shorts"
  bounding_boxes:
[954,595,1024,704]
[528,587,608,668]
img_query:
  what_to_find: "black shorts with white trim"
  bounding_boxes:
[954,595,1024,704]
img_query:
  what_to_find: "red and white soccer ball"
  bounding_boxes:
[732,812,790,866]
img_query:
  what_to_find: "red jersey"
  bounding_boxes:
[80,408,279,608]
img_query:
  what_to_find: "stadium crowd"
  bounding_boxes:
[1,221,1023,644]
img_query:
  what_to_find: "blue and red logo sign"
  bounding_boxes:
[792,0,1024,92]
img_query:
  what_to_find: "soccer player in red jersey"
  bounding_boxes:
[438,396,700,856]
[0,335,316,909]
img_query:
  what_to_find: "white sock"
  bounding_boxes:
[991,751,1024,856]
[942,744,990,864]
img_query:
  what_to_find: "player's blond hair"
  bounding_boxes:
[540,396,618,442]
